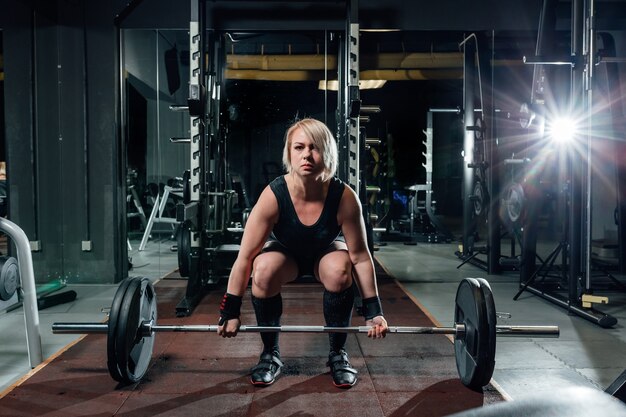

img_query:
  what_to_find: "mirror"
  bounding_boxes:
[123,29,190,278]
[122,29,337,279]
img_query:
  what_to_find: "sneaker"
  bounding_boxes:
[327,350,358,388]
[250,352,283,386]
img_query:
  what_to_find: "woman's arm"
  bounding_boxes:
[338,185,388,338]
[226,185,279,296]
[338,186,378,298]
[218,185,278,337]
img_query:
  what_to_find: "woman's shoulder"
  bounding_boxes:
[329,176,346,191]
[267,175,287,193]
[269,174,286,186]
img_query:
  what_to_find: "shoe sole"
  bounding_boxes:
[250,378,274,387]
[250,368,281,387]
[332,377,357,389]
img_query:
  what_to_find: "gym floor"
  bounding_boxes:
[1,234,625,405]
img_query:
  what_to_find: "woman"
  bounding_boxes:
[218,117,388,388]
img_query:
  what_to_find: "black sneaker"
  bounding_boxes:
[327,350,358,388]
[250,352,283,386]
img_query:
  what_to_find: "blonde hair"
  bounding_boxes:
[282,118,338,181]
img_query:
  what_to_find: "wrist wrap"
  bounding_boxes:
[361,296,384,320]
[219,293,242,323]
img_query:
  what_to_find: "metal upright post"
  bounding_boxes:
[346,0,360,193]
[482,32,500,275]
[462,40,476,255]
[582,0,595,293]
[569,0,584,306]
[176,0,207,316]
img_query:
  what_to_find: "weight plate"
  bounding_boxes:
[475,278,497,388]
[182,170,191,204]
[177,221,191,277]
[474,116,484,141]
[115,277,157,384]
[0,257,19,301]
[519,103,531,129]
[472,181,486,218]
[506,182,525,224]
[107,277,133,382]
[113,277,141,383]
[454,277,490,391]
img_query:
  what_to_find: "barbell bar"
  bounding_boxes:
[52,322,559,338]
[50,276,559,391]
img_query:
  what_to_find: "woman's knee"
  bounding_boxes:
[318,254,352,292]
[252,260,277,295]
[252,253,295,296]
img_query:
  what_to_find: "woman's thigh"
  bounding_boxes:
[314,241,352,293]
[252,250,299,297]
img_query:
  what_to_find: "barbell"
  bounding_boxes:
[51,276,559,391]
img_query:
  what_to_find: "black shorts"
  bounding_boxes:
[261,236,347,277]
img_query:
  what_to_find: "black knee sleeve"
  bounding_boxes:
[252,293,283,355]
[323,285,355,353]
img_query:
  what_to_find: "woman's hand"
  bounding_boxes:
[365,315,388,339]
[217,317,241,338]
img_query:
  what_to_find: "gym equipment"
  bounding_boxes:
[0,218,43,368]
[182,170,191,205]
[139,185,182,251]
[0,256,19,301]
[52,276,559,390]
[504,182,526,225]
[471,180,489,218]
[176,221,191,277]
[399,110,455,244]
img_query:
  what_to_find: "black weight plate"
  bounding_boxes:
[474,116,484,141]
[115,277,157,384]
[472,181,485,218]
[475,278,497,388]
[0,257,19,301]
[182,169,191,204]
[454,277,490,391]
[114,277,141,383]
[506,183,525,224]
[107,277,133,382]
[177,221,191,277]
[130,278,157,382]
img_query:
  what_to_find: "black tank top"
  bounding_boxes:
[269,175,345,263]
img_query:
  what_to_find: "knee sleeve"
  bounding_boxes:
[252,293,283,355]
[323,285,355,353]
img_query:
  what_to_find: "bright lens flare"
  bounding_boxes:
[548,117,578,144]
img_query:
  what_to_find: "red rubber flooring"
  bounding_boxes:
[0,266,503,416]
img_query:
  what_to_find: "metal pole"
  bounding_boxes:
[570,0,585,305]
[583,0,595,291]
[462,38,476,256]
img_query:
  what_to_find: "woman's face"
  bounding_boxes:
[289,127,324,179]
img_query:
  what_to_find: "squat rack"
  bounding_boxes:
[174,0,372,316]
